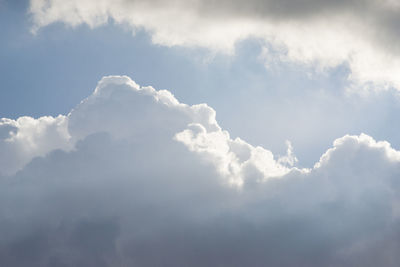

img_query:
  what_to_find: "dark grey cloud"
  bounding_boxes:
[195,0,363,18]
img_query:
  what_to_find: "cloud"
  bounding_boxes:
[29,0,400,90]
[0,115,71,176]
[1,76,400,266]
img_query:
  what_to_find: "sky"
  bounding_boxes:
[2,0,400,266]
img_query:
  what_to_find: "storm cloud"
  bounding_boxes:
[1,76,400,266]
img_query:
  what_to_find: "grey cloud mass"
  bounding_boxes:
[1,76,400,266]
[29,0,400,89]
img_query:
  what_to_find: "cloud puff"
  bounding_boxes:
[0,115,71,176]
[1,76,400,266]
[29,0,400,90]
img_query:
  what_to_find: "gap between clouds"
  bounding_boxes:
[1,76,400,266]
[29,0,400,90]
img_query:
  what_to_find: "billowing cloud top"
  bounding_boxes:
[1,76,400,266]
[29,0,400,90]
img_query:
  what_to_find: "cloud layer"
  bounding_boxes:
[29,0,400,90]
[1,76,400,266]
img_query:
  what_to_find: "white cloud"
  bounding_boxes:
[0,115,71,176]
[1,76,400,265]
[0,76,291,183]
[29,0,400,90]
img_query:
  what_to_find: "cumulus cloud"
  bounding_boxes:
[29,0,400,89]
[0,115,71,176]
[1,76,400,266]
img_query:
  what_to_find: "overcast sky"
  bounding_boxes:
[2,0,400,266]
